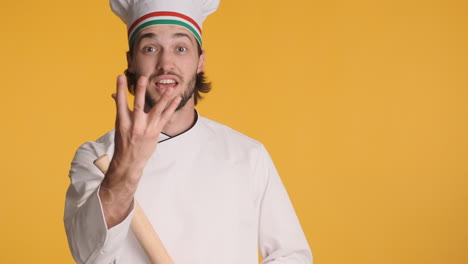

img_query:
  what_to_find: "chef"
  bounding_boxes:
[64,0,312,263]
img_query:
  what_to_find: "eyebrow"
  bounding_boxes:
[133,32,157,49]
[134,32,194,47]
[138,32,157,42]
[173,32,194,44]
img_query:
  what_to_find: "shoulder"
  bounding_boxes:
[198,116,263,147]
[196,116,269,159]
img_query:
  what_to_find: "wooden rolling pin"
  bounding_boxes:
[94,154,173,264]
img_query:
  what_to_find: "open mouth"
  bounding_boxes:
[154,77,179,93]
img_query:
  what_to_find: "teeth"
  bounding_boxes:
[158,79,176,84]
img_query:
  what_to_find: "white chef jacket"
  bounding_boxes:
[64,113,312,264]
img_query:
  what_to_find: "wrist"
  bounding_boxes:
[99,185,134,228]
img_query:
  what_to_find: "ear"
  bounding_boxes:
[126,51,134,72]
[197,50,206,74]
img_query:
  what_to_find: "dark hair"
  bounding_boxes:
[124,42,211,105]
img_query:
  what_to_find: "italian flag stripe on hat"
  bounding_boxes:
[110,0,220,47]
[128,11,202,46]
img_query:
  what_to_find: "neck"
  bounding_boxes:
[161,99,196,137]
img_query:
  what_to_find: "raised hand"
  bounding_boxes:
[99,74,181,228]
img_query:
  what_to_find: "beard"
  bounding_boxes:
[145,72,197,112]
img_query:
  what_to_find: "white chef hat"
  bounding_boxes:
[110,0,220,47]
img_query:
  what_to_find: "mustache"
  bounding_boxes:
[148,70,183,82]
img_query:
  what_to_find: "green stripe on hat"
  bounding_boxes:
[129,19,202,47]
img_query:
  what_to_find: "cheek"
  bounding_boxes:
[182,58,201,74]
[134,56,157,74]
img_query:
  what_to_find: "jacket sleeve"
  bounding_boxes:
[257,146,313,264]
[64,141,134,264]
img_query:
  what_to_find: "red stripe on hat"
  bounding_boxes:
[128,11,202,36]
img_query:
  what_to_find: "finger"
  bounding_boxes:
[156,96,182,129]
[115,75,131,125]
[133,76,147,114]
[148,86,177,120]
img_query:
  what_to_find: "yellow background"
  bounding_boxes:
[1,0,467,263]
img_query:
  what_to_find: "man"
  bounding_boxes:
[64,0,312,263]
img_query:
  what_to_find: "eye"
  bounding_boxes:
[177,46,187,52]
[143,46,157,53]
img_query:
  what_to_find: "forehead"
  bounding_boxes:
[134,24,197,45]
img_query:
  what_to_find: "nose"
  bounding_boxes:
[156,49,175,72]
